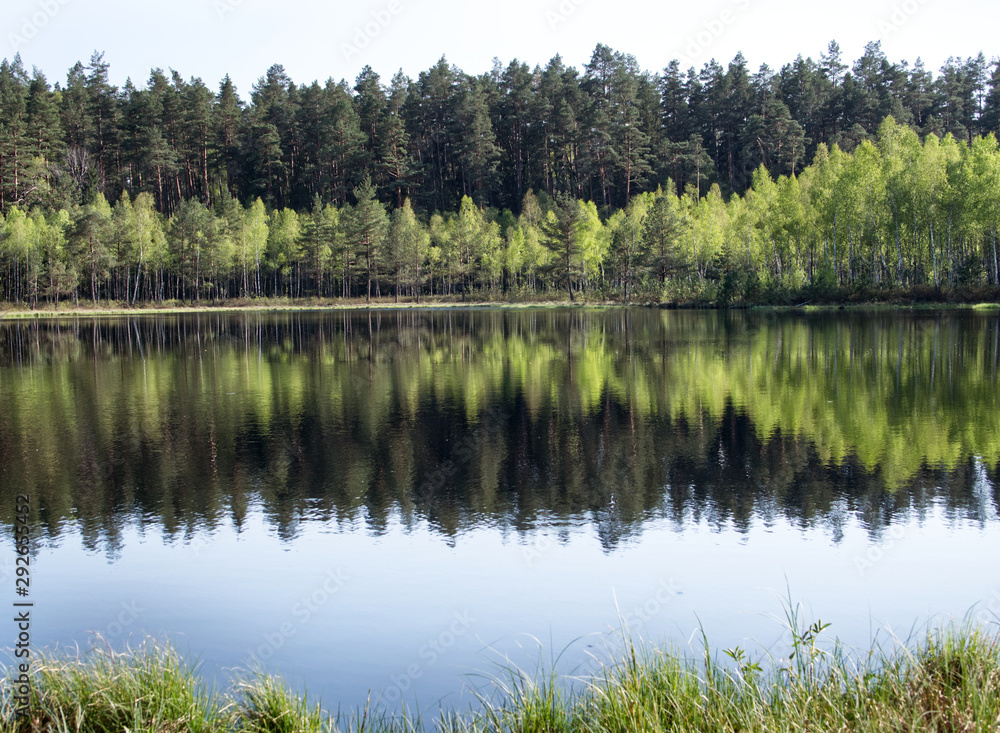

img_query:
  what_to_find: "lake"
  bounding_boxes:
[2,308,999,712]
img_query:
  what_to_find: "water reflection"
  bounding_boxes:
[1,309,997,554]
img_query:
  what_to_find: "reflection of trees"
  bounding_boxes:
[0,310,997,554]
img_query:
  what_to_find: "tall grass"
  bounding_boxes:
[3,617,999,732]
[572,618,1000,731]
[0,637,216,732]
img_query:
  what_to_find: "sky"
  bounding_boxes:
[1,0,998,96]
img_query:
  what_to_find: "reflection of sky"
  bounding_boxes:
[7,504,1000,714]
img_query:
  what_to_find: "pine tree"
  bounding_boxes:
[379,71,416,207]
[24,71,64,163]
[456,79,500,206]
[183,77,215,205]
[541,192,585,300]
[213,75,244,198]
[0,57,30,209]
[323,80,366,206]
[344,175,388,301]
[645,187,682,284]
[496,60,533,206]
[248,64,296,207]
[610,55,653,204]
[354,65,385,186]
[407,56,460,211]
[85,51,120,199]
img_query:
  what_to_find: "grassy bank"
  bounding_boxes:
[0,296,612,319]
[2,620,999,732]
[2,281,999,319]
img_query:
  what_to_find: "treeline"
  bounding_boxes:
[4,42,1000,213]
[2,42,1000,304]
[2,116,1000,305]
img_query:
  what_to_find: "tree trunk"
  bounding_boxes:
[131,254,143,306]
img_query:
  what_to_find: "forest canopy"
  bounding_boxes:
[1,42,999,304]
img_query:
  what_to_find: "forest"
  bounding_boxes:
[1,41,1000,305]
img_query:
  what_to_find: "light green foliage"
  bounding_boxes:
[267,207,301,296]
[110,191,167,304]
[168,199,212,300]
[502,225,526,289]
[3,117,1000,304]
[516,191,550,292]
[244,197,270,297]
[39,208,76,305]
[478,220,503,292]
[605,208,627,289]
[387,198,428,299]
[453,196,485,289]
[574,199,609,285]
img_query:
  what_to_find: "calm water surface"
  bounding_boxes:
[1,309,999,711]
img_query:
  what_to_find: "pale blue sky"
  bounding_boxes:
[2,0,997,95]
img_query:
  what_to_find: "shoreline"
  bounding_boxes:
[2,296,998,320]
